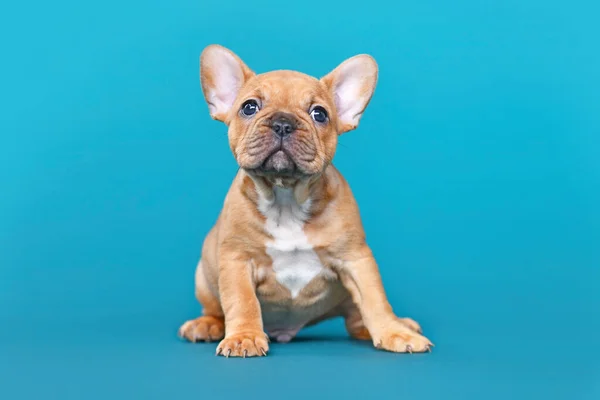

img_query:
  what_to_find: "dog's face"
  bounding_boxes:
[199,45,378,179]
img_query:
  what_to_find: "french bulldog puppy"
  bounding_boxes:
[179,45,433,357]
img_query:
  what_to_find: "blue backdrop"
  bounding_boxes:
[1,0,599,399]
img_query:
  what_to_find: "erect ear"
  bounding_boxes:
[200,45,255,122]
[321,54,378,134]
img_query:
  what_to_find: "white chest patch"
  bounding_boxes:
[258,187,324,298]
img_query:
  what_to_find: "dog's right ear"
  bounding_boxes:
[200,45,255,123]
[321,54,378,134]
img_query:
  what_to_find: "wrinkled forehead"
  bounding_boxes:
[239,71,333,110]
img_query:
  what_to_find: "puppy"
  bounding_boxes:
[178,44,433,357]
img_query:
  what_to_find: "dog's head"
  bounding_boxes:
[199,45,378,180]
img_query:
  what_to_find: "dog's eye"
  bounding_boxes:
[310,106,328,123]
[241,100,260,117]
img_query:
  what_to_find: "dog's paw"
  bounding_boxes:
[373,321,433,353]
[398,317,422,333]
[216,331,269,358]
[178,316,225,342]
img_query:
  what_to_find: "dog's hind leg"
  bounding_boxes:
[178,259,225,342]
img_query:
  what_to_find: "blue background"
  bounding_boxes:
[1,0,599,398]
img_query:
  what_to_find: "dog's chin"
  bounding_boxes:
[264,150,296,172]
[244,150,308,180]
[252,150,297,177]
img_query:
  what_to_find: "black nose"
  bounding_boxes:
[271,113,296,138]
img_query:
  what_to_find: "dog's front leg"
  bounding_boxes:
[338,247,433,353]
[215,252,269,358]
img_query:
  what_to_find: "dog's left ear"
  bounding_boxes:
[321,54,378,134]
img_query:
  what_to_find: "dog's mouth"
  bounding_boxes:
[256,149,297,177]
[241,129,321,178]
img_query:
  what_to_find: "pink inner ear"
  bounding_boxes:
[334,92,343,113]
[330,57,376,127]
[204,49,245,117]
[334,76,366,125]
